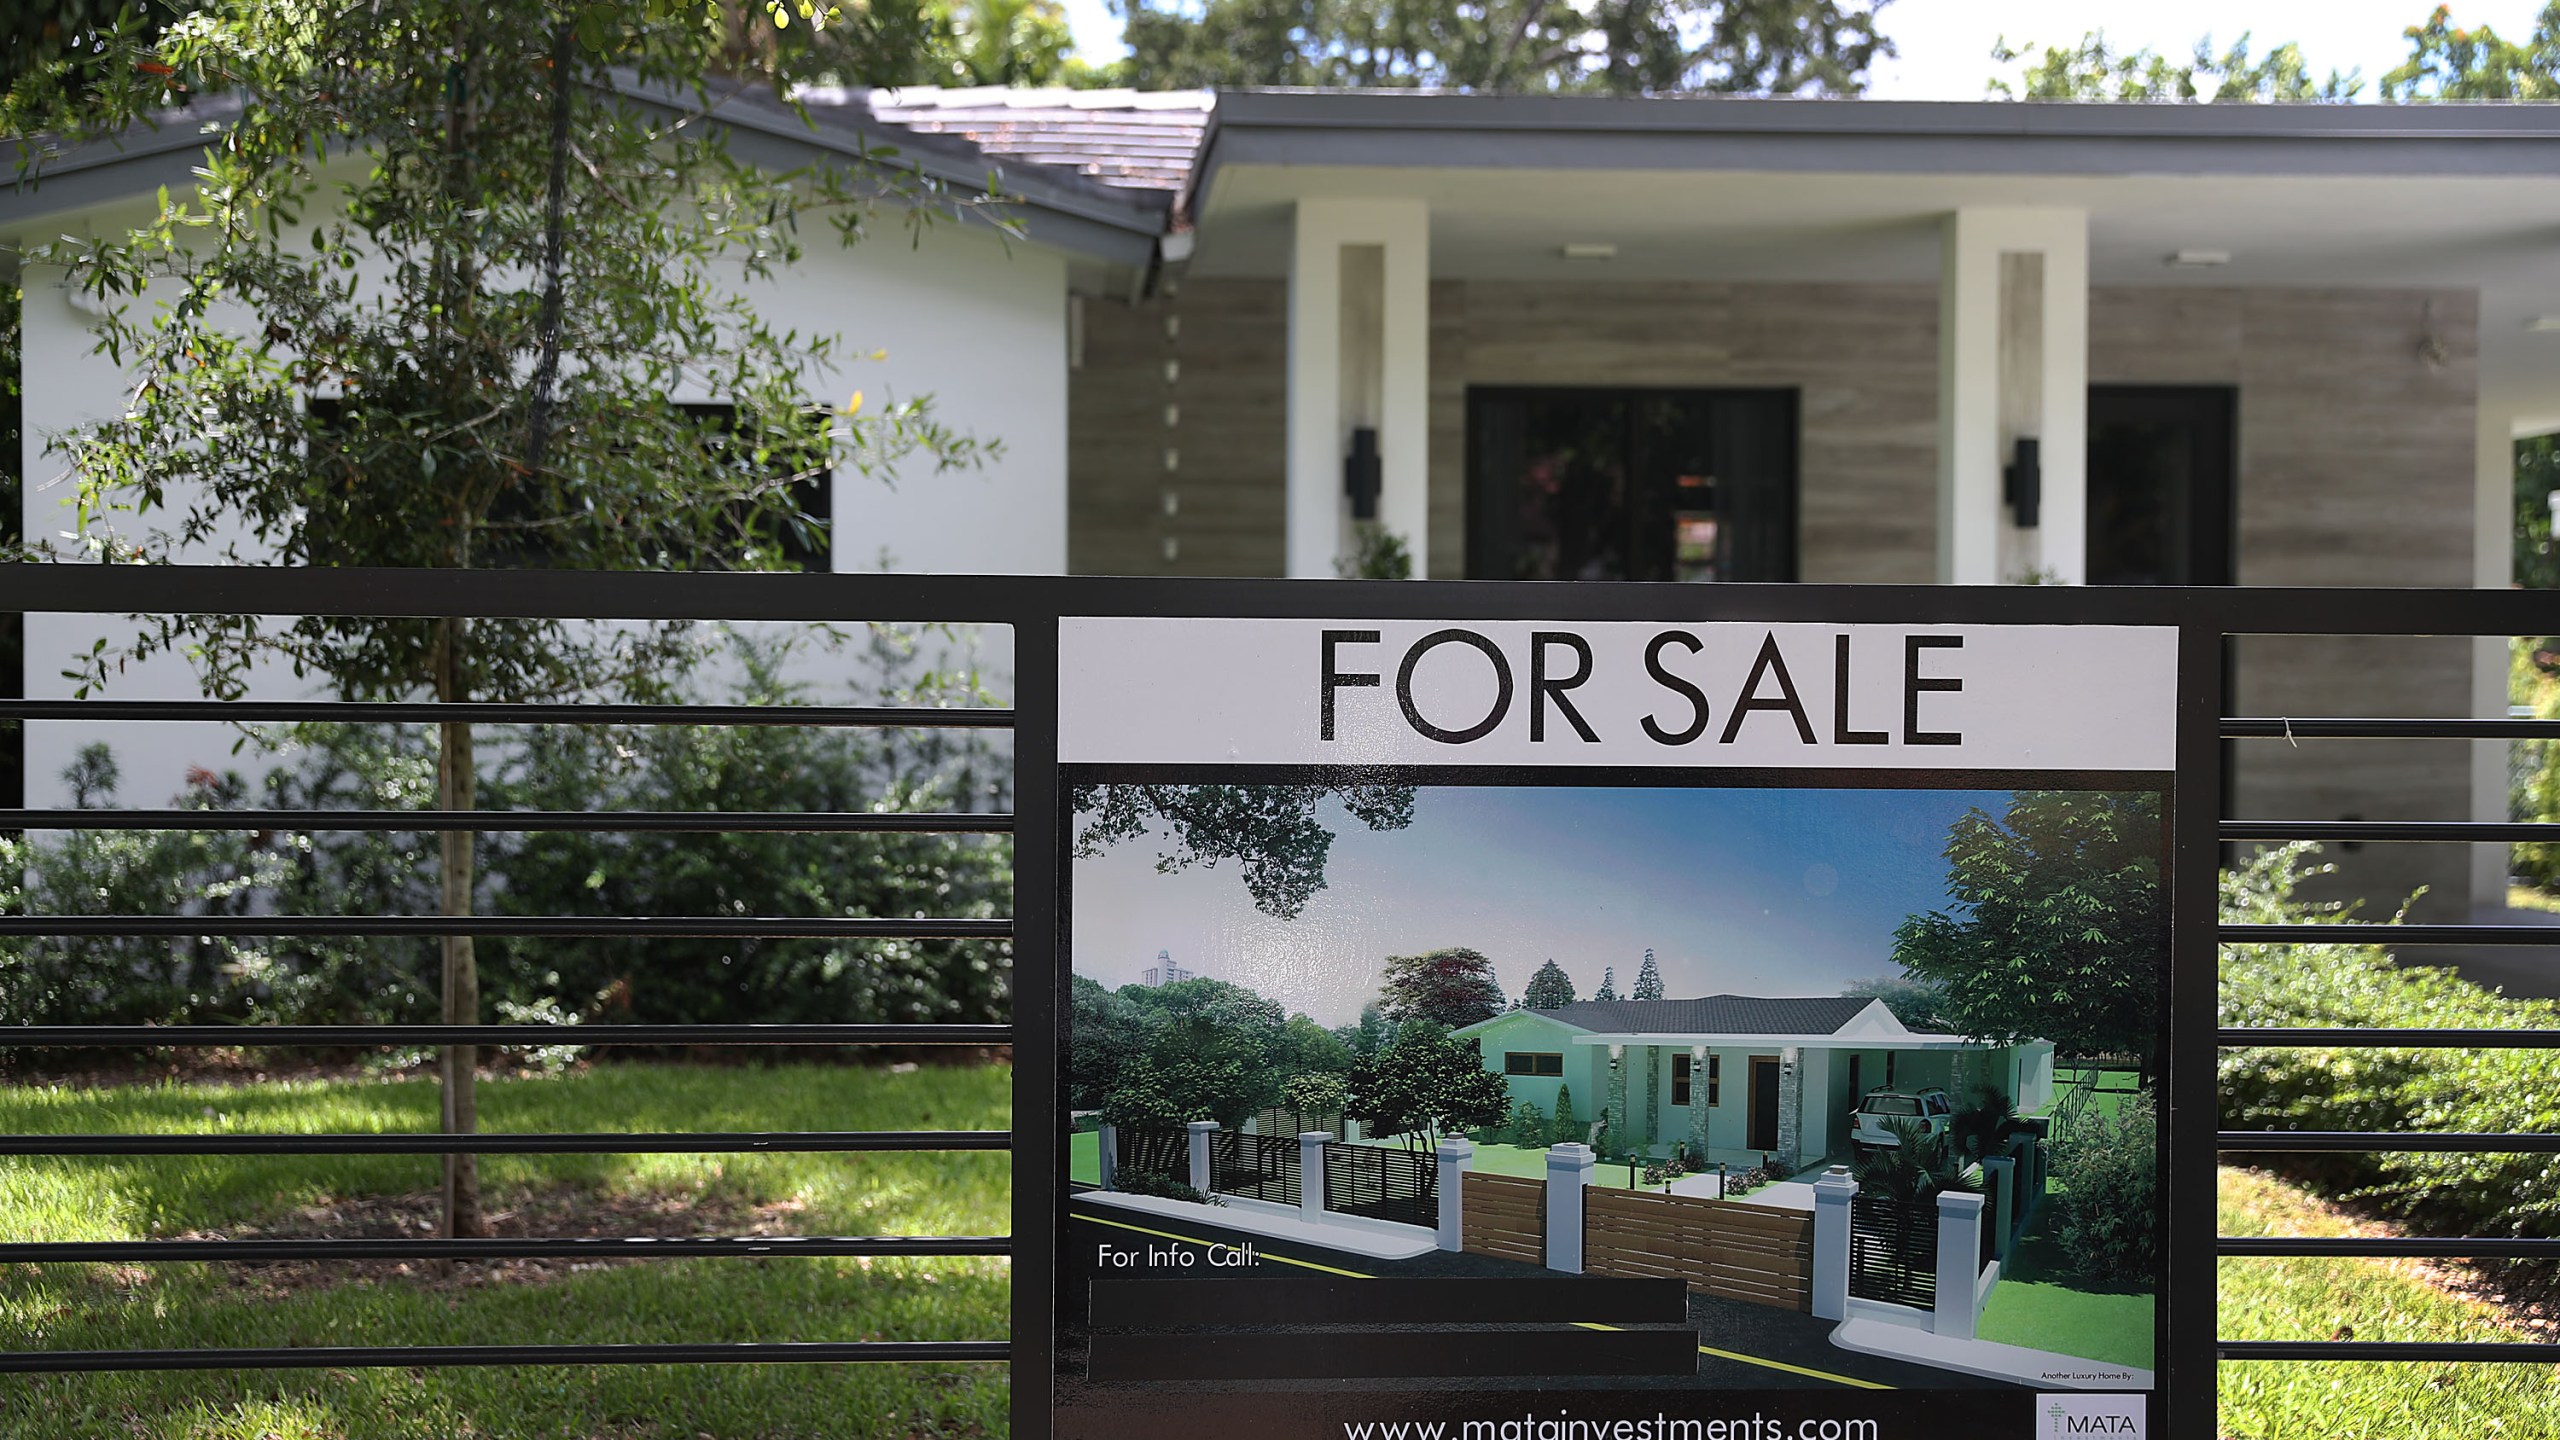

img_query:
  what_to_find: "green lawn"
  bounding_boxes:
[2217,1166,2560,1439]
[0,1062,1010,1440]
[1068,1126,1099,1185]
[2039,1064,2141,1121]
[1974,1206,2155,1371]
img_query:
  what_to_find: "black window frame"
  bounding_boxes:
[1504,1051,1564,1077]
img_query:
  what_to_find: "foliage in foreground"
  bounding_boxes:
[2046,1088,2159,1279]
[0,635,1012,1035]
[2219,844,2560,1239]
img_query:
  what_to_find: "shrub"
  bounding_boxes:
[2221,842,2560,1238]
[1505,1098,1547,1147]
[2046,1088,2158,1279]
[1549,1083,1578,1146]
[1111,1169,1217,1205]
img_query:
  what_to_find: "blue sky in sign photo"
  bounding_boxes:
[1056,0,2552,93]
[1069,784,2015,1026]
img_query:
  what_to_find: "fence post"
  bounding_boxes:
[1187,1120,1217,1195]
[1097,1123,1118,1192]
[1983,1155,2016,1260]
[1932,1190,1987,1338]
[1545,1142,1594,1274]
[1299,1132,1329,1220]
[1810,1165,1854,1322]
[1435,1137,1472,1252]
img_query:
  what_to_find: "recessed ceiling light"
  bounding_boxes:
[1560,243,1617,261]
[2165,249,2232,269]
[2527,315,2560,333]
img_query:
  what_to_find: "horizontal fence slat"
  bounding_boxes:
[0,916,1011,940]
[2220,924,2560,948]
[0,1341,1010,1374]
[0,1024,1012,1047]
[2218,1236,2560,1259]
[2218,1027,2560,1049]
[0,699,1012,729]
[0,1236,1009,1262]
[2220,820,2560,843]
[2218,1341,2560,1363]
[2217,1131,2560,1154]
[0,1131,1010,1156]
[2223,717,2560,740]
[0,809,1012,834]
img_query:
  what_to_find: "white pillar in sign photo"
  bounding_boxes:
[1435,1137,1472,1252]
[1545,1142,1595,1274]
[1933,1189,1987,1338]
[1187,1120,1217,1196]
[1811,1166,1855,1322]
[1300,1131,1330,1220]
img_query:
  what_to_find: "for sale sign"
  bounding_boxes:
[1051,614,2181,1440]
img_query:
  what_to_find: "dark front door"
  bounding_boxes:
[2086,385,2236,586]
[1467,387,1797,582]
[1747,1055,1781,1152]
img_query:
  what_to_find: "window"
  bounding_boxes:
[1672,1053,1691,1106]
[1466,387,1797,583]
[1504,1052,1564,1077]
[1706,1054,1721,1107]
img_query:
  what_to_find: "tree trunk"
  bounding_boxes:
[436,617,483,1239]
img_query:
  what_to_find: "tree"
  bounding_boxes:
[1522,958,1576,1009]
[1335,1001,1397,1058]
[18,0,986,1237]
[1101,976,1291,1127]
[1549,1082,1579,1146]
[1276,1012,1356,1079]
[1117,0,1890,95]
[1593,966,1620,1002]
[1631,948,1664,1001]
[1071,782,1416,920]
[2382,4,2560,99]
[1840,973,1956,1032]
[1988,30,2359,101]
[1890,791,2166,1077]
[1377,946,1505,1029]
[1344,1021,1510,1150]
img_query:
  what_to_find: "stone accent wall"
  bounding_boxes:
[1689,1047,1710,1158]
[1644,1044,1661,1146]
[1606,1046,1630,1156]
[1775,1051,1802,1172]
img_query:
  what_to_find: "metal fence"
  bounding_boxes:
[1210,1130,1301,1204]
[1847,1195,1937,1310]
[1115,1124,1190,1187]
[1321,1140,1436,1227]
[7,566,2560,1435]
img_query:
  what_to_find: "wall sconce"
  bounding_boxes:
[2004,436,2041,528]
[1344,427,1382,520]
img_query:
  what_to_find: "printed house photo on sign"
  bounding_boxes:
[1060,776,2168,1401]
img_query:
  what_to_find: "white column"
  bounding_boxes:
[1810,1165,1855,1322]
[1933,1189,1988,1338]
[1286,197,1431,578]
[1983,1155,2017,1260]
[1544,1142,1595,1273]
[1301,1131,1331,1220]
[1435,1137,1473,1251]
[1186,1119,1217,1195]
[1097,1123,1118,1191]
[1938,208,2088,585]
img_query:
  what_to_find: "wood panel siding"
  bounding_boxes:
[1582,1188,1813,1312]
[1460,1172,1545,1266]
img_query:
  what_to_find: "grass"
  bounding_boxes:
[1067,1127,1098,1185]
[2040,1065,2140,1122]
[1974,1208,2155,1371]
[0,1061,1011,1440]
[2508,882,2560,915]
[2217,1166,2560,1439]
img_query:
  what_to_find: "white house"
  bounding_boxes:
[1453,994,2057,1173]
[10,86,2554,930]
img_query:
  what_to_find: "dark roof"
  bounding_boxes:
[861,87,1212,196]
[1527,994,1880,1036]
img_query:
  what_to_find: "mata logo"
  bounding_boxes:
[2037,1394,2145,1439]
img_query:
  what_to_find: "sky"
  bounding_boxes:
[1069,784,2015,1027]
[1057,1,2551,94]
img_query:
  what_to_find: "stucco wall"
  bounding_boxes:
[15,192,1064,806]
